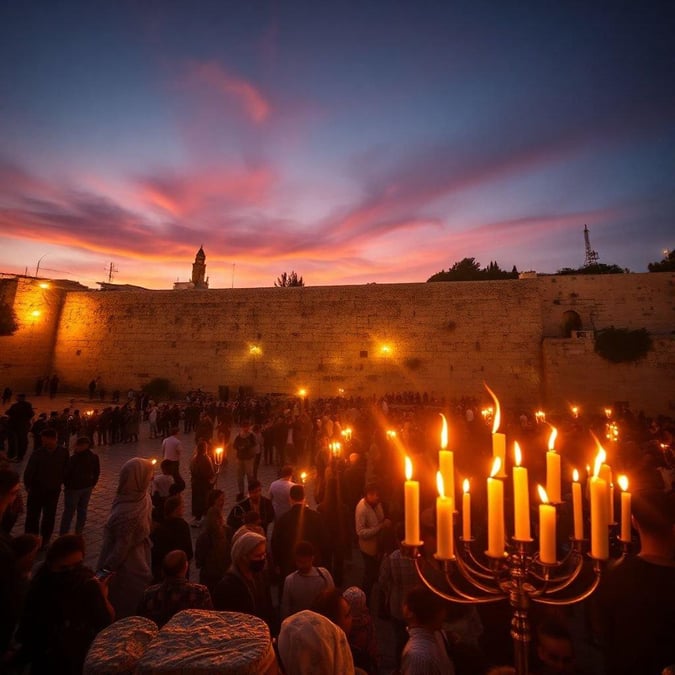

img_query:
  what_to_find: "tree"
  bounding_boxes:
[556,264,627,275]
[428,258,518,282]
[275,271,304,287]
[648,249,675,272]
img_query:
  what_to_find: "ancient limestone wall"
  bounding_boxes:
[0,277,66,390]
[3,272,673,413]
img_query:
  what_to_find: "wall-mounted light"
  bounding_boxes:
[39,282,50,289]
[298,388,307,398]
[31,310,41,318]
[249,345,262,355]
[380,344,392,355]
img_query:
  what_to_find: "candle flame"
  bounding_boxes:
[436,471,445,498]
[405,456,413,481]
[215,447,223,454]
[463,478,470,493]
[151,458,157,465]
[618,475,628,492]
[593,449,606,478]
[514,442,522,467]
[573,468,579,482]
[537,484,550,504]
[484,383,501,434]
[548,426,558,451]
[440,413,448,449]
[490,456,501,477]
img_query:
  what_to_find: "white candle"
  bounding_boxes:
[404,457,420,545]
[538,485,557,564]
[590,453,609,560]
[487,457,505,558]
[485,383,507,477]
[462,479,471,540]
[572,469,583,540]
[439,416,455,512]
[618,475,631,543]
[512,442,531,541]
[436,472,454,559]
[546,426,561,503]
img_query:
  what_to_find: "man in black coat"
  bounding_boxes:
[226,479,275,535]
[6,393,34,462]
[271,484,327,581]
[23,428,69,548]
[58,436,100,536]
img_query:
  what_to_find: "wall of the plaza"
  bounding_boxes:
[2,272,673,413]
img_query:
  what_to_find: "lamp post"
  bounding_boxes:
[35,254,48,278]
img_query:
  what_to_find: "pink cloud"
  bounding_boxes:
[186,61,271,124]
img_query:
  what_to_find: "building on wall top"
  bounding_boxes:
[173,246,209,290]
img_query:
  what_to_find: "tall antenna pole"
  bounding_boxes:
[583,225,599,267]
[106,262,119,283]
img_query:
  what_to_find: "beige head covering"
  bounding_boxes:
[230,530,266,567]
[277,610,354,675]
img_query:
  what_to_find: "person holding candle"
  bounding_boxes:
[595,489,675,675]
[189,440,216,527]
[355,483,391,602]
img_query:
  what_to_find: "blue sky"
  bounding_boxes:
[0,1,673,288]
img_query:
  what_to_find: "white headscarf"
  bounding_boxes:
[278,610,355,675]
[230,530,266,567]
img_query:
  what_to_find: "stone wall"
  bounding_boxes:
[2,272,673,413]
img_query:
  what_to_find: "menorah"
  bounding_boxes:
[404,532,627,675]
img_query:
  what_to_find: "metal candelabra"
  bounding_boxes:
[405,531,627,675]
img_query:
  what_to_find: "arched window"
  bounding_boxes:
[561,310,582,337]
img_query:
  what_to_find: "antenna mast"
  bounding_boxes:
[583,225,599,267]
[106,262,119,283]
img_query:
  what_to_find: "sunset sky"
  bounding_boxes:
[1,2,673,289]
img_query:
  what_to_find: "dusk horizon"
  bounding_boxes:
[1,1,673,289]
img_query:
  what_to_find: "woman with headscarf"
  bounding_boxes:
[343,586,379,674]
[278,609,355,675]
[97,457,153,618]
[213,530,278,635]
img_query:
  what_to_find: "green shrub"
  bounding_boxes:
[594,327,652,363]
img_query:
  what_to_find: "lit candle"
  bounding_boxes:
[512,442,531,541]
[609,483,615,524]
[546,426,561,503]
[598,450,613,523]
[487,457,505,558]
[618,475,631,543]
[485,384,506,477]
[537,485,557,564]
[300,471,307,484]
[214,447,224,466]
[462,479,471,540]
[436,472,454,559]
[590,452,609,560]
[572,469,583,540]
[439,413,455,510]
[404,456,420,545]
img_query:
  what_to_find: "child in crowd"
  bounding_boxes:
[281,540,334,619]
[151,459,176,523]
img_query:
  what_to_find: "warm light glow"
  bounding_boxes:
[386,429,397,439]
[593,449,606,478]
[151,458,157,465]
[485,383,501,433]
[436,471,445,498]
[249,345,262,355]
[38,282,50,289]
[341,428,352,441]
[300,471,307,484]
[534,410,546,423]
[405,456,413,481]
[463,478,470,494]
[514,442,522,467]
[571,405,580,418]
[537,484,550,504]
[573,468,579,482]
[604,408,613,419]
[490,457,501,478]
[31,310,41,317]
[380,344,392,355]
[547,426,558,451]
[440,413,448,449]
[298,388,307,397]
[618,475,628,492]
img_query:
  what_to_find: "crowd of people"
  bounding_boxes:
[0,384,674,674]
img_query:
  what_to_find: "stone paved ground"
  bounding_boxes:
[10,394,399,673]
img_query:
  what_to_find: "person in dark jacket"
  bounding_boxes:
[59,437,100,535]
[226,479,275,534]
[150,494,193,582]
[6,393,34,462]
[23,428,68,548]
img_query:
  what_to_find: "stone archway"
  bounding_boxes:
[561,310,582,337]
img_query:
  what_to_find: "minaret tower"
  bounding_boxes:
[191,246,208,288]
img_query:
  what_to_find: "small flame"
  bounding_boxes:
[573,468,579,482]
[436,471,445,498]
[593,449,606,478]
[537,484,549,504]
[618,475,628,492]
[484,383,501,434]
[440,413,448,450]
[463,478,470,494]
[548,426,558,451]
[300,471,307,484]
[151,458,157,465]
[490,456,501,478]
[215,447,223,454]
[405,456,413,481]
[514,442,522,467]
